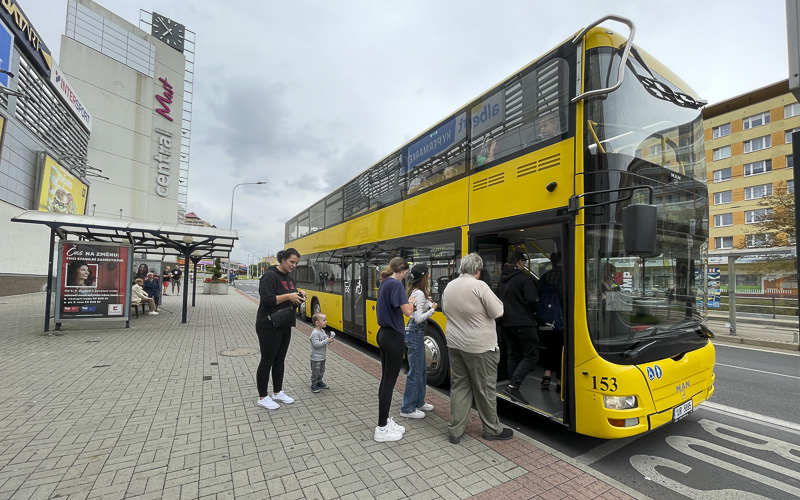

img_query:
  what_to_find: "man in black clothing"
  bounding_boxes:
[171,266,182,295]
[497,250,539,405]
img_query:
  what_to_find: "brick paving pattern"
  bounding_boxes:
[0,288,639,499]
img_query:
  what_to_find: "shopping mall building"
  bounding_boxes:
[0,0,191,295]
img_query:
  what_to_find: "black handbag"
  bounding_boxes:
[267,306,294,329]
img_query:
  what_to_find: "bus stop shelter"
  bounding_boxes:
[11,211,238,331]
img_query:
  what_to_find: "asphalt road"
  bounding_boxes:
[237,281,800,499]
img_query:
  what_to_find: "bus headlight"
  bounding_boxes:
[604,395,637,409]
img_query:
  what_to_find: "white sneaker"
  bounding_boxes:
[418,402,434,411]
[272,391,294,404]
[387,417,405,434]
[148,311,159,315]
[257,396,279,410]
[374,425,403,442]
[400,409,425,419]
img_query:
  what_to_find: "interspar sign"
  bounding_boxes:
[49,61,92,132]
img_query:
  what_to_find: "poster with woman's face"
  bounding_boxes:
[65,262,98,288]
[56,242,132,321]
[132,260,163,281]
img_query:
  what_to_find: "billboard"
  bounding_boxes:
[37,154,88,215]
[56,242,132,321]
[132,259,163,282]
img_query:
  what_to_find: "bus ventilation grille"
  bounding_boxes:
[472,173,505,191]
[517,153,561,178]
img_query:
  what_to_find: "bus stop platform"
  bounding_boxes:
[0,288,640,500]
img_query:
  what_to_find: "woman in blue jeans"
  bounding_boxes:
[401,264,438,419]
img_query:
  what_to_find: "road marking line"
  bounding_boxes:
[700,402,800,434]
[715,362,800,380]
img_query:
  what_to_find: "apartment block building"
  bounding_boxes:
[704,80,798,254]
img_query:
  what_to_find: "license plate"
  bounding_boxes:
[673,399,693,422]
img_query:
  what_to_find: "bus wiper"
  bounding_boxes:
[623,340,657,360]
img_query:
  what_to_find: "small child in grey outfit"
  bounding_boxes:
[310,312,334,393]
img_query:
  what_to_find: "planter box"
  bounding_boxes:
[203,282,229,295]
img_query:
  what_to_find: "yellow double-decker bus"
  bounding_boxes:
[284,15,715,439]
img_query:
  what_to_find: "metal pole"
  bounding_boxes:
[729,256,737,336]
[44,229,56,332]
[182,246,190,324]
[792,131,800,345]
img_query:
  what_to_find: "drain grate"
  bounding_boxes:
[210,362,218,365]
[86,340,100,343]
[219,348,258,357]
[92,365,111,368]
[203,376,212,381]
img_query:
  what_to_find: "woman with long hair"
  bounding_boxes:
[254,248,306,410]
[373,257,415,442]
[135,263,149,281]
[67,261,95,287]
[400,264,437,419]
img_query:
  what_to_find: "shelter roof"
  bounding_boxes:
[10,211,237,258]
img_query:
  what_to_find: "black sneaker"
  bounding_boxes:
[541,376,551,389]
[317,381,329,389]
[483,428,514,441]
[449,434,461,444]
[310,384,320,393]
[504,385,529,405]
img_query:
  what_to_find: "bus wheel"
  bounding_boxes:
[311,299,321,318]
[298,300,307,319]
[424,327,449,387]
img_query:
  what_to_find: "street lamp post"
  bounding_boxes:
[229,181,267,230]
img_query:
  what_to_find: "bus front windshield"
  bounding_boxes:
[582,46,711,364]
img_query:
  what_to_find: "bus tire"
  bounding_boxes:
[425,325,449,387]
[298,299,307,319]
[310,298,321,319]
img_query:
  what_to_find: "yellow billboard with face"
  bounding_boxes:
[37,155,88,215]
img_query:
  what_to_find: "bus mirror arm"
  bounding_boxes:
[571,15,636,103]
[568,185,653,215]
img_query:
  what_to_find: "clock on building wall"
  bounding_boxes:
[151,12,185,53]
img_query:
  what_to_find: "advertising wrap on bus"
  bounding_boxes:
[404,112,466,172]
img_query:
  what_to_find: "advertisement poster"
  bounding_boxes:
[132,260,163,282]
[56,242,132,320]
[707,267,721,308]
[37,154,89,215]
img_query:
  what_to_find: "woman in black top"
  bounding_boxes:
[255,248,306,410]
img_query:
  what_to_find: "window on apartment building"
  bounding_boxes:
[714,236,734,249]
[713,145,731,160]
[743,159,772,176]
[746,233,774,247]
[785,103,800,118]
[744,183,773,200]
[745,208,773,224]
[714,213,733,227]
[712,123,731,139]
[788,155,794,169]
[650,144,662,156]
[713,190,733,205]
[743,135,771,153]
[786,128,800,143]
[742,111,771,130]
[713,168,732,183]
[789,180,795,193]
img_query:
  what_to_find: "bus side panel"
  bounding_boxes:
[401,179,470,236]
[300,289,344,331]
[365,299,378,347]
[469,140,574,225]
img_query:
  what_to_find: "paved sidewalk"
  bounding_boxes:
[0,289,639,500]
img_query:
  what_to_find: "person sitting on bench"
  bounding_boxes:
[132,278,159,315]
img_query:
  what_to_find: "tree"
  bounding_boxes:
[749,183,795,247]
[211,258,223,281]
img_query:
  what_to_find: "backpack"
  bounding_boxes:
[537,273,563,331]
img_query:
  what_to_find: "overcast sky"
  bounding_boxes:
[25,0,790,264]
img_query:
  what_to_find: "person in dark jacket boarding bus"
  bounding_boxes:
[254,248,306,410]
